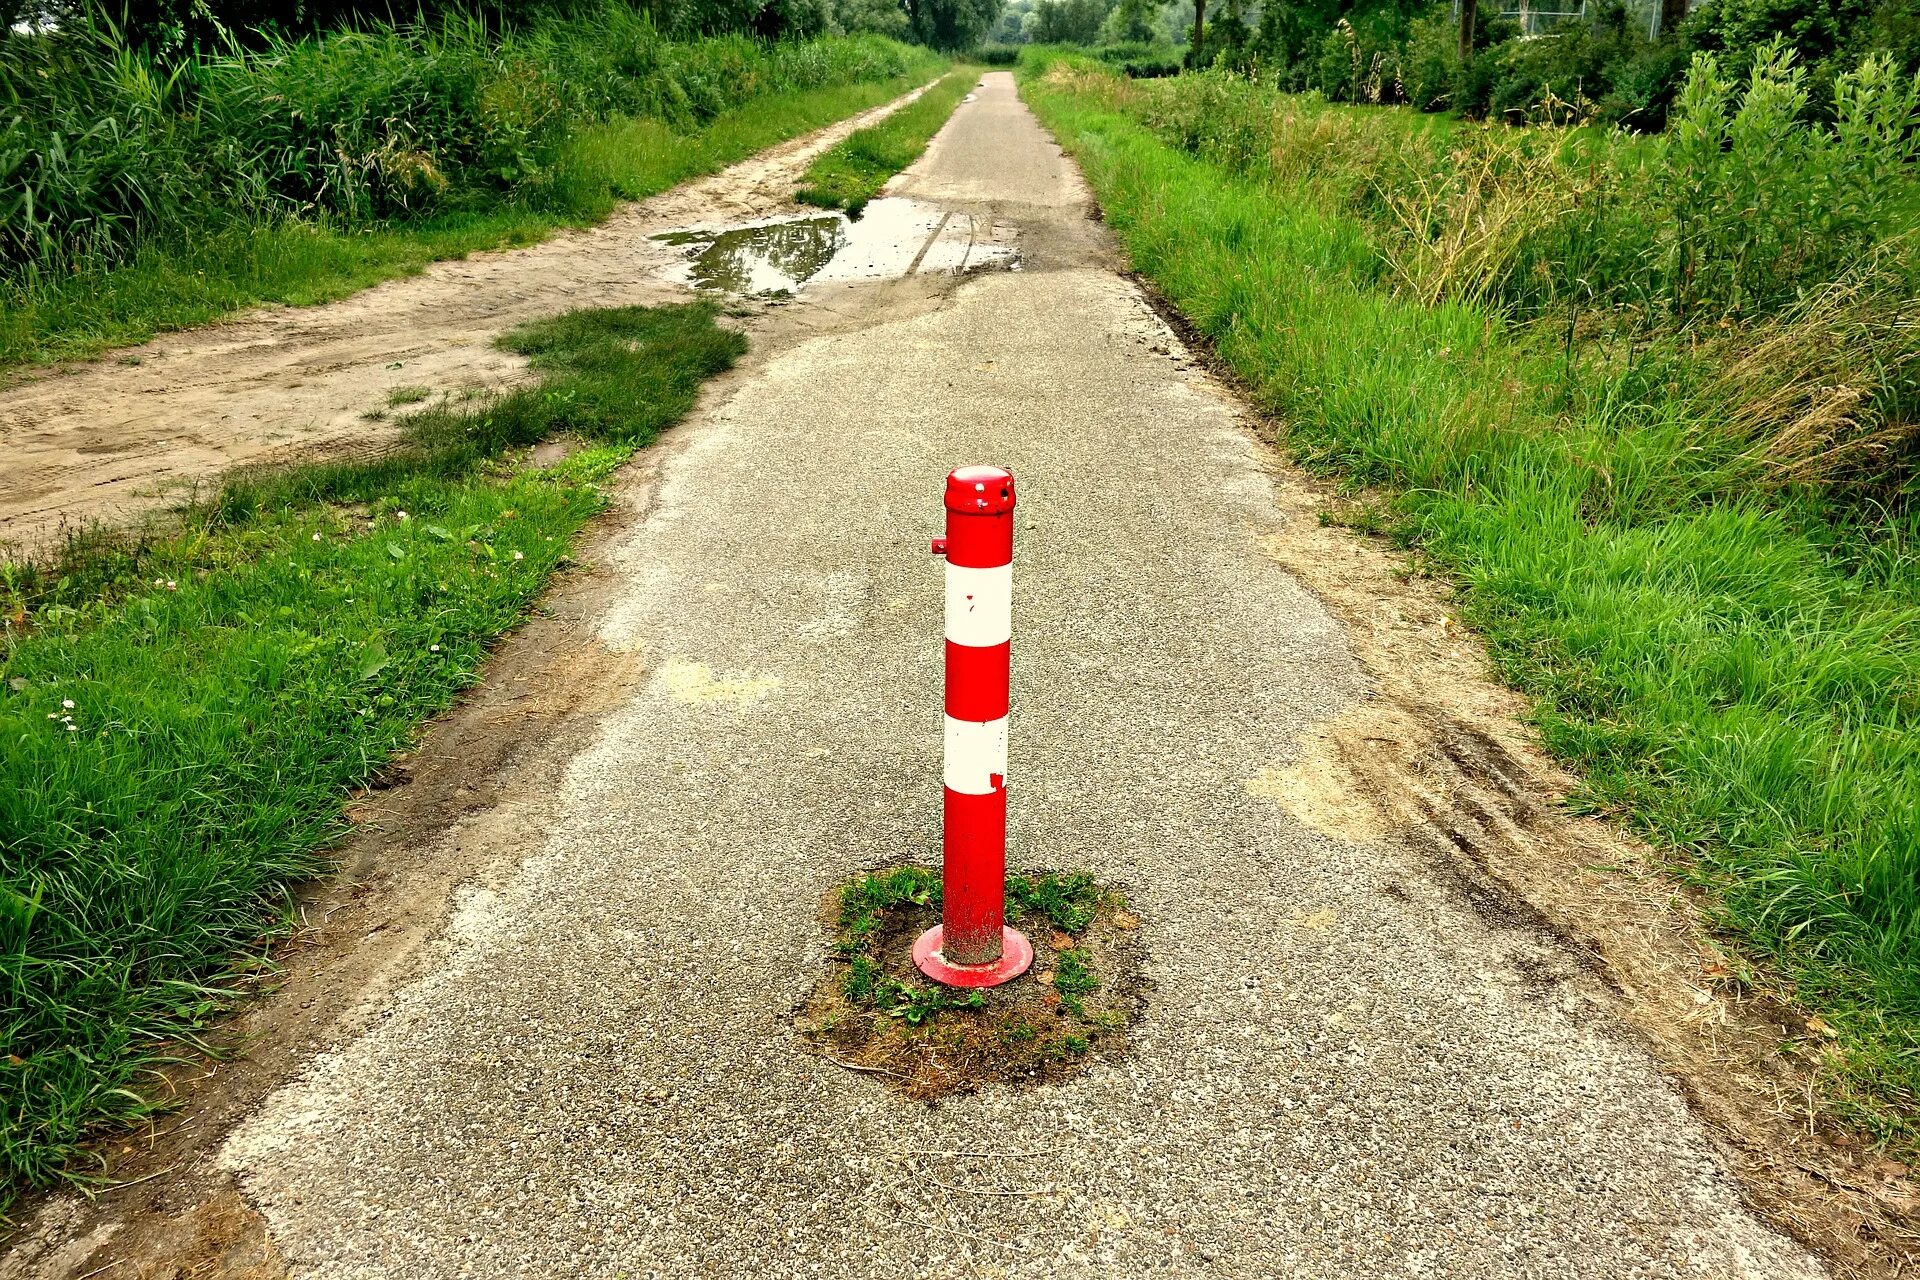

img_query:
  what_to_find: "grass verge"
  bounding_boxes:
[0,70,940,372]
[1017,56,1920,1147]
[0,301,743,1200]
[795,69,980,216]
[798,865,1145,1096]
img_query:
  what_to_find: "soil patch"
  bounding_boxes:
[796,867,1149,1097]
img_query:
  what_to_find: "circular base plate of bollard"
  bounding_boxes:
[912,925,1034,989]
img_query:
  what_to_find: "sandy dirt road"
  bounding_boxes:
[0,83,937,557]
[10,72,1910,1279]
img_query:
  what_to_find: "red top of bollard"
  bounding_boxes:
[944,465,1016,516]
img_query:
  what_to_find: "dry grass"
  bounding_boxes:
[1702,275,1920,490]
[1381,131,1595,307]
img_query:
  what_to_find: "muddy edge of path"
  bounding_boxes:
[0,77,937,558]
[5,75,1916,1280]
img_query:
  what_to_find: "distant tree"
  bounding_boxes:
[1161,0,1192,40]
[990,0,1035,38]
[1208,0,1249,54]
[903,0,1002,45]
[1028,0,1105,39]
[833,0,907,32]
[1101,0,1160,40]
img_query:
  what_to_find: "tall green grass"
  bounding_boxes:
[0,9,941,368]
[0,301,744,1197]
[797,67,981,215]
[1018,51,1920,1143]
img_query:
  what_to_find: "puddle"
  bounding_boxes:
[654,215,847,296]
[654,198,1017,299]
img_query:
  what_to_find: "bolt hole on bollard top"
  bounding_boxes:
[914,465,1034,989]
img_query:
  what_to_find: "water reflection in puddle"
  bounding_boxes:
[653,215,847,296]
[654,198,1017,299]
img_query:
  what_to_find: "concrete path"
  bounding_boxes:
[214,74,1825,1278]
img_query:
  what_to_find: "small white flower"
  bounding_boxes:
[512,550,525,561]
[165,580,177,591]
[45,712,56,720]
[396,511,410,522]
[312,532,323,542]
[61,699,73,709]
[429,644,441,652]
[65,723,76,732]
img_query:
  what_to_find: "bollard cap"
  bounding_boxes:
[944,465,1016,516]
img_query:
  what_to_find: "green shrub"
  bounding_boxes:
[1153,41,1920,330]
[0,6,921,282]
[1089,40,1183,76]
[1593,36,1694,128]
[1401,9,1460,109]
[1317,22,1357,98]
[1657,42,1920,318]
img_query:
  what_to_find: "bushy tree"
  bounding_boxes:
[1256,0,1338,68]
[837,0,912,35]
[1028,0,1107,41]
[1204,0,1251,61]
[1102,0,1161,41]
[1247,0,1920,126]
[903,0,1002,45]
[990,0,1035,37]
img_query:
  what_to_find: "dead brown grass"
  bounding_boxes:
[1701,276,1920,490]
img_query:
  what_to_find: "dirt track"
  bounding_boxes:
[5,70,1918,1280]
[0,84,930,557]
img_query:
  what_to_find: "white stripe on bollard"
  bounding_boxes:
[943,563,1013,648]
[943,715,1009,794]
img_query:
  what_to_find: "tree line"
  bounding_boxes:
[994,0,1920,127]
[3,0,1006,50]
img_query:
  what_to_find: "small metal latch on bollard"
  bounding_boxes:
[914,465,1033,989]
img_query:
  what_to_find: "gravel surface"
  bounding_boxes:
[220,73,1828,1279]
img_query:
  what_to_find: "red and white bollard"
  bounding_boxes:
[914,465,1033,988]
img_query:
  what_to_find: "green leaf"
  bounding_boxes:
[357,640,390,682]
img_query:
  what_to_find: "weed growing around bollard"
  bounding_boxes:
[797,867,1147,1096]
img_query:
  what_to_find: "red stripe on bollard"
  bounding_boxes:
[943,640,1010,721]
[915,465,1033,988]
